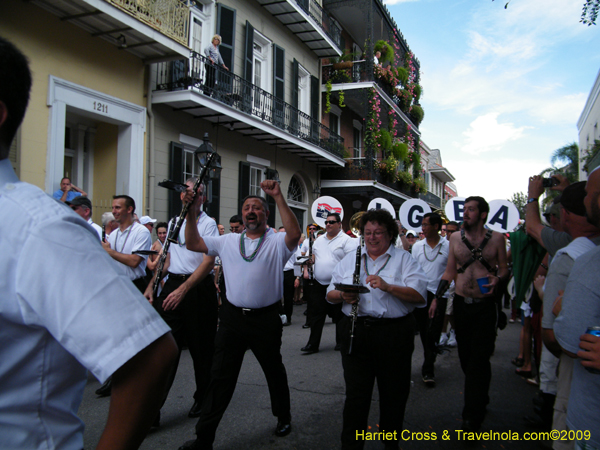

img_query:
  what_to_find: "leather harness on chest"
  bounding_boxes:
[457,229,494,274]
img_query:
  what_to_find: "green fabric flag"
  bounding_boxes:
[509,230,546,309]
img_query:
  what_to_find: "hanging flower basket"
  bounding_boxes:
[332,61,353,70]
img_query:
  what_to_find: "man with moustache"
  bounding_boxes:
[433,196,508,432]
[328,209,427,450]
[144,181,219,421]
[178,180,300,450]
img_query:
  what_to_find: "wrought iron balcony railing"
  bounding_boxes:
[106,0,189,46]
[154,52,344,158]
[295,0,342,48]
[418,191,442,209]
[321,158,417,198]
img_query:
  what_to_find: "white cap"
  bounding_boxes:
[406,230,417,237]
[140,216,157,225]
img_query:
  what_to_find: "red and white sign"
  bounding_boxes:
[312,196,344,228]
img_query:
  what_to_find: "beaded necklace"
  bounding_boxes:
[239,230,267,262]
[363,253,392,276]
[422,241,442,262]
[115,224,134,253]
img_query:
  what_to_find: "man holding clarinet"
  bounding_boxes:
[327,209,427,450]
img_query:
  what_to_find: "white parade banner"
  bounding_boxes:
[398,199,431,232]
[445,197,467,222]
[367,198,396,218]
[486,199,521,233]
[312,196,344,228]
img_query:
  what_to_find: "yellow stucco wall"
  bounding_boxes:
[92,122,119,222]
[0,0,146,196]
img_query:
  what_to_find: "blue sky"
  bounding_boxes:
[384,0,600,201]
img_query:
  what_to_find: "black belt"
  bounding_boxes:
[168,272,192,281]
[354,315,412,326]
[455,294,491,305]
[226,299,280,316]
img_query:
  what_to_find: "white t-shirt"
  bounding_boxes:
[313,231,359,285]
[168,213,218,274]
[0,159,170,450]
[204,230,293,308]
[327,244,428,318]
[108,221,152,280]
[411,237,450,297]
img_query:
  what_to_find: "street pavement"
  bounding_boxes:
[80,304,549,450]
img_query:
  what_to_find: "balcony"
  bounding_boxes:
[153,52,346,166]
[418,191,442,209]
[256,0,342,57]
[322,60,422,132]
[31,0,190,61]
[320,158,418,201]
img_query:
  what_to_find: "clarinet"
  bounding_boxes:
[102,224,106,242]
[152,151,217,298]
[348,236,363,355]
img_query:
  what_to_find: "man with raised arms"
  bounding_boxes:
[178,180,300,450]
[432,196,508,432]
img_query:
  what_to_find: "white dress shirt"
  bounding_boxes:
[313,231,359,285]
[168,213,219,274]
[0,159,170,450]
[327,244,428,318]
[108,221,152,280]
[411,237,450,297]
[87,217,103,241]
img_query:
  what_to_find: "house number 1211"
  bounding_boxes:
[93,102,108,114]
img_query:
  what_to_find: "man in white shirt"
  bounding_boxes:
[0,36,177,450]
[144,181,219,421]
[301,213,358,354]
[411,212,450,387]
[179,180,301,449]
[280,225,296,325]
[103,195,152,292]
[67,195,102,240]
[328,209,427,449]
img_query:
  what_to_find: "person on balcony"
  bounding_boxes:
[204,34,228,96]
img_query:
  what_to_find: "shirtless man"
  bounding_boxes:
[431,196,508,433]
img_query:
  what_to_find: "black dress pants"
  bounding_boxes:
[453,295,498,426]
[194,300,291,448]
[281,269,295,323]
[154,274,218,403]
[413,291,447,377]
[306,281,343,348]
[339,314,416,450]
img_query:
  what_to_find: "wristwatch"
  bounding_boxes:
[527,198,538,204]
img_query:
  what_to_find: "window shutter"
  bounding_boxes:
[266,169,278,228]
[310,75,319,142]
[238,161,251,214]
[204,177,221,225]
[169,142,185,220]
[244,21,254,83]
[216,4,236,70]
[272,44,285,128]
[292,59,299,109]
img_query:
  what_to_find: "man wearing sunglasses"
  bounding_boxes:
[301,213,358,354]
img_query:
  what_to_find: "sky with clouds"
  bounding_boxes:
[383,0,600,202]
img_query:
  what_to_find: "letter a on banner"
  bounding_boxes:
[486,200,520,233]
[399,199,431,232]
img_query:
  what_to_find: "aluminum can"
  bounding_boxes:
[585,326,600,374]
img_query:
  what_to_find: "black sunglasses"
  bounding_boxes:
[324,220,339,225]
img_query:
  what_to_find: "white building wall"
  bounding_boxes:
[577,67,600,180]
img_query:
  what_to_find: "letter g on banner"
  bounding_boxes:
[399,199,431,232]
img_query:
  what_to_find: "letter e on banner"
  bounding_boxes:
[486,200,520,233]
[399,199,431,232]
[445,197,466,222]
